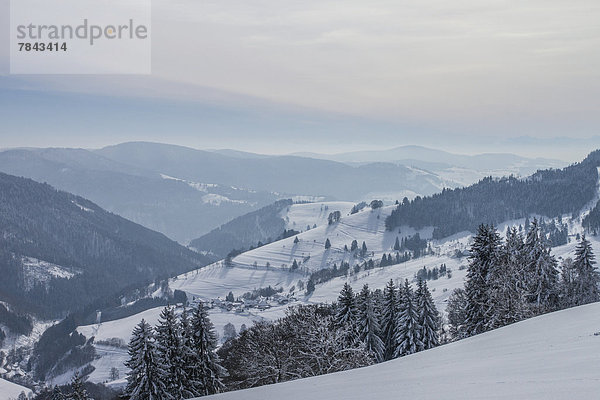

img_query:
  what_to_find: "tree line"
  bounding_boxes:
[218,279,440,391]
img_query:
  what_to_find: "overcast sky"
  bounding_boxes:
[1,0,599,160]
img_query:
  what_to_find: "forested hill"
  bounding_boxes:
[386,150,600,239]
[190,199,294,258]
[0,172,213,318]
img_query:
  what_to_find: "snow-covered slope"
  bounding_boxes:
[234,204,430,272]
[0,378,32,400]
[281,201,355,231]
[202,302,600,400]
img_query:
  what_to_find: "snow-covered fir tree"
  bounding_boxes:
[357,284,384,362]
[572,235,599,306]
[188,303,226,396]
[415,279,440,351]
[335,282,359,345]
[394,280,422,357]
[446,288,468,340]
[380,279,398,361]
[485,227,528,330]
[560,257,577,307]
[464,224,501,336]
[524,219,559,313]
[68,372,91,400]
[51,386,65,400]
[125,319,172,400]
[155,306,192,399]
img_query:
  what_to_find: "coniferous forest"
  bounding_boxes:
[386,151,600,238]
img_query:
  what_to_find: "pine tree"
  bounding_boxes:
[380,279,398,361]
[357,284,384,362]
[125,319,172,400]
[68,372,92,400]
[464,224,500,336]
[335,283,359,345]
[188,303,226,396]
[572,235,599,306]
[394,280,422,357]
[325,238,331,249]
[416,279,440,351]
[155,306,191,399]
[394,237,401,251]
[351,240,358,252]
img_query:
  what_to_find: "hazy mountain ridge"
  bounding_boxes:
[291,145,564,169]
[96,142,449,200]
[0,148,279,243]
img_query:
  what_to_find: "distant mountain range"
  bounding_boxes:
[0,142,567,243]
[95,141,448,200]
[292,145,564,175]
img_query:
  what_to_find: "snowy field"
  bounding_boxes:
[201,302,600,400]
[0,378,32,400]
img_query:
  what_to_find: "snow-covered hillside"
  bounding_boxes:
[201,302,600,400]
[0,378,32,400]
[234,204,430,272]
[76,200,600,387]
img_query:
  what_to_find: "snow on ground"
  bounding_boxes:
[86,345,129,386]
[281,201,355,231]
[169,264,304,302]
[201,302,600,400]
[0,378,32,400]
